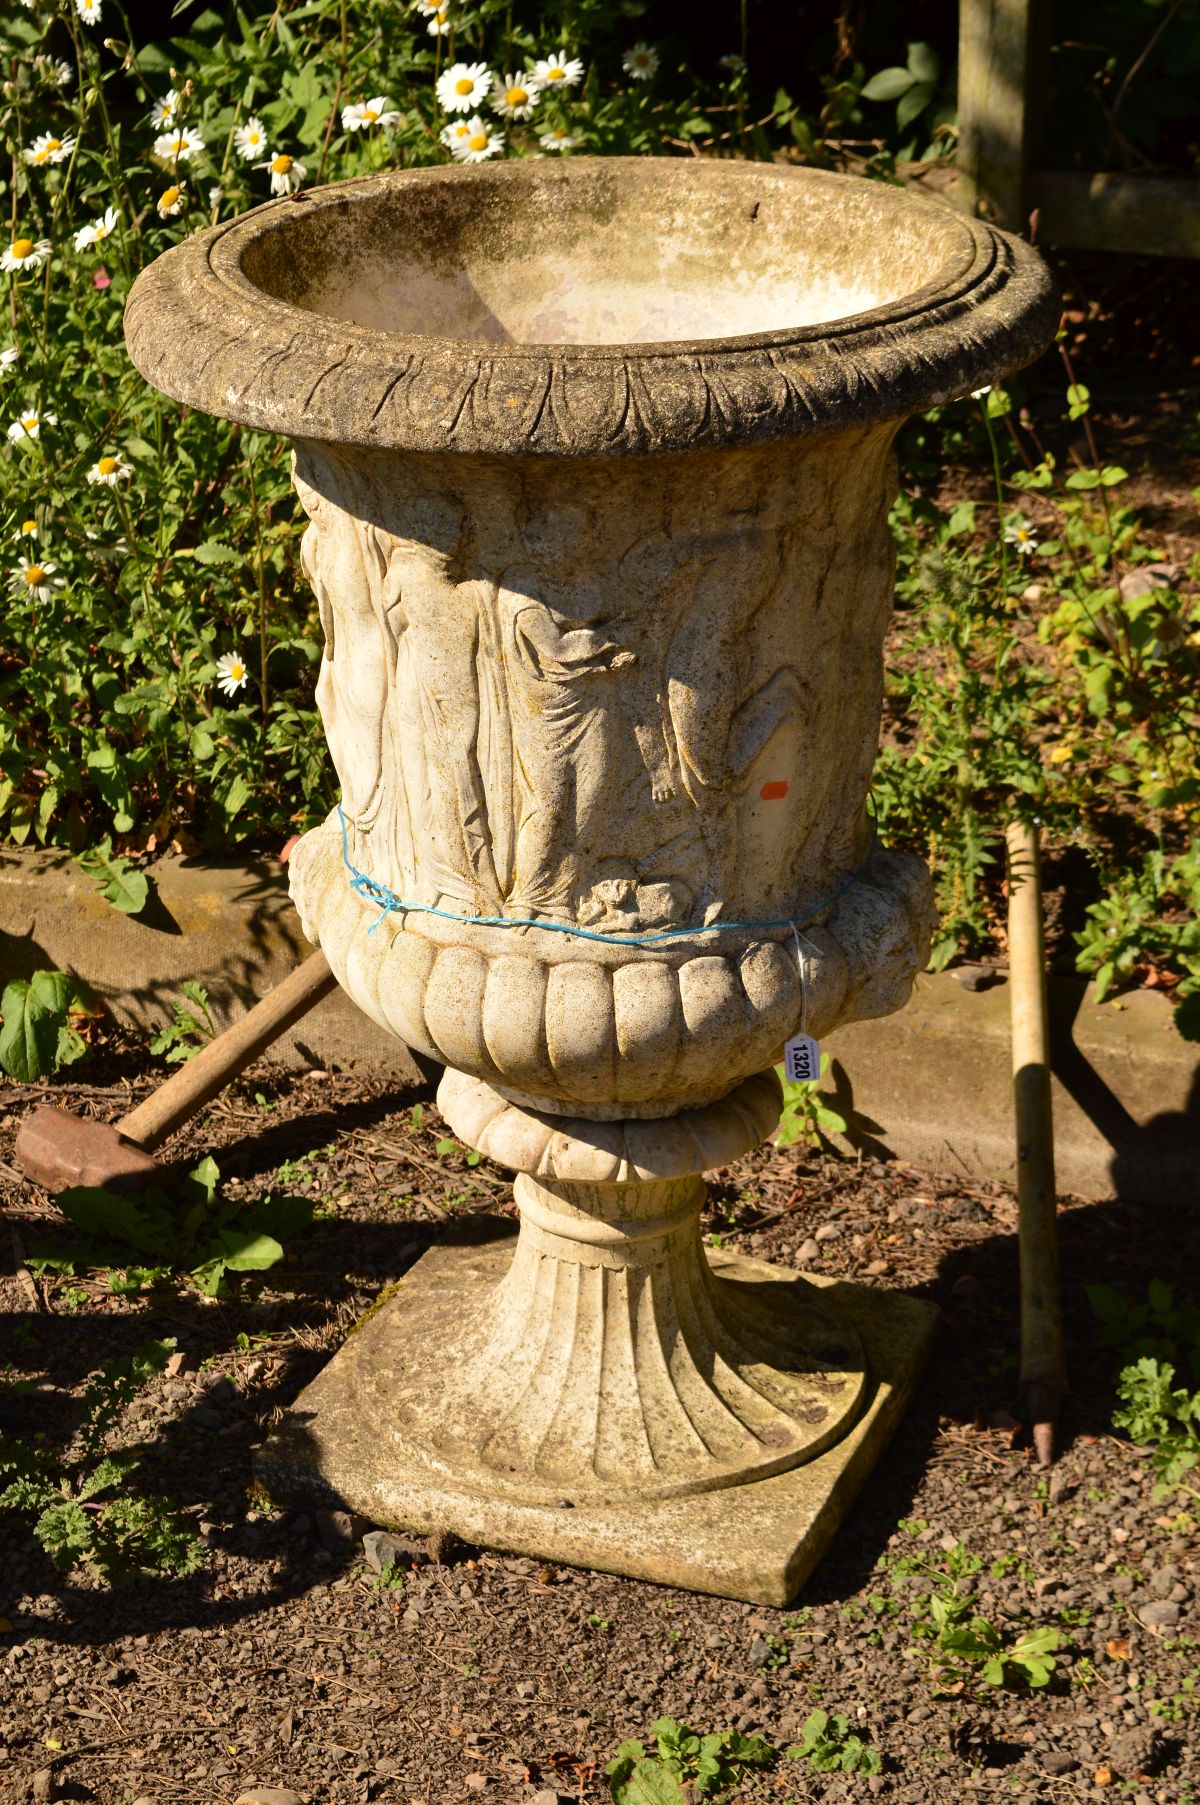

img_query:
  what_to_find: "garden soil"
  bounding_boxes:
[0,1047,1197,1805]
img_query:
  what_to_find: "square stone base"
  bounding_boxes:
[257,1222,937,1606]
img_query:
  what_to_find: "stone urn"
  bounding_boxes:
[126,157,1055,1600]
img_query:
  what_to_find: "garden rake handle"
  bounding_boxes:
[1005,819,1067,1466]
[119,949,337,1151]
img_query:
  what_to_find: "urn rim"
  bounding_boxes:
[124,157,1058,458]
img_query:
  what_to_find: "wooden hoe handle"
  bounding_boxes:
[118,950,337,1151]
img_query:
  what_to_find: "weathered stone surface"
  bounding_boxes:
[128,157,1046,1594]
[125,160,1056,459]
[256,1224,937,1605]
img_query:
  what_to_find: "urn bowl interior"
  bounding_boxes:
[236,159,974,348]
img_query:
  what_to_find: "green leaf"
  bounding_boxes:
[907,40,941,82]
[608,1761,686,1805]
[209,1228,284,1272]
[861,66,914,101]
[0,973,81,1082]
[189,541,243,566]
[56,1185,177,1262]
[896,80,934,131]
[75,840,149,915]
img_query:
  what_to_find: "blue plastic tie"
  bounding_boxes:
[337,805,872,947]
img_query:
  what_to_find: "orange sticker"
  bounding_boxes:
[760,780,789,801]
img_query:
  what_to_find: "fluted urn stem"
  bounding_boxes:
[366,1070,867,1505]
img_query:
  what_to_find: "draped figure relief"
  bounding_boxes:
[293,427,905,939]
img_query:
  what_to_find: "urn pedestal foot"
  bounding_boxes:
[256,1071,938,1603]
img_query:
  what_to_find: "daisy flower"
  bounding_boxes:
[149,88,181,128]
[491,71,541,120]
[87,452,133,486]
[76,0,102,22]
[436,62,491,114]
[533,52,583,89]
[8,408,57,442]
[260,151,306,195]
[1004,520,1039,558]
[426,8,451,36]
[209,185,223,210]
[450,117,503,163]
[234,116,269,162]
[12,556,62,603]
[18,519,38,537]
[24,132,77,168]
[440,118,474,151]
[2,237,52,275]
[156,184,186,219]
[539,126,579,152]
[342,96,401,131]
[34,57,74,87]
[74,207,119,253]
[413,0,444,11]
[971,384,992,400]
[216,650,249,696]
[0,348,19,372]
[623,42,659,80]
[153,125,204,165]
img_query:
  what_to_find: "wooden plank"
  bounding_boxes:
[1030,170,1200,259]
[957,0,1036,230]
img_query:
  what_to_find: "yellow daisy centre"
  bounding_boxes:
[22,565,45,586]
[364,107,380,120]
[11,239,34,260]
[469,133,489,151]
[47,138,62,151]
[161,186,180,208]
[272,155,293,174]
[228,660,245,678]
[455,77,473,94]
[548,66,565,80]
[506,85,528,106]
[20,520,36,535]
[97,456,118,476]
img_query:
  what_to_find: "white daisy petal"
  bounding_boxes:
[491,71,542,120]
[623,42,659,80]
[435,62,492,114]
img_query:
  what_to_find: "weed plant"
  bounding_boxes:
[0,1338,203,1582]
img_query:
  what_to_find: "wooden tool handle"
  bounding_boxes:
[119,950,337,1151]
[1006,819,1066,1464]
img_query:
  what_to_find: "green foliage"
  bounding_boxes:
[882,1529,1068,1694]
[1090,1280,1200,1499]
[879,372,1199,1016]
[53,1155,311,1295]
[775,1053,849,1148]
[1073,851,1200,1034]
[0,1,869,863]
[74,838,148,915]
[1113,1359,1200,1501]
[607,1718,773,1803]
[0,1339,203,1584]
[149,980,217,1063]
[859,40,954,159]
[787,1710,882,1774]
[0,969,88,1080]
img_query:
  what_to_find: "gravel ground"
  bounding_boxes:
[0,1047,1196,1805]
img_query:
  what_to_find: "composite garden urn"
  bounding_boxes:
[126,158,1056,1600]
